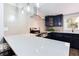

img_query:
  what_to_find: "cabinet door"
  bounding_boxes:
[45,16,53,27]
[53,15,63,27]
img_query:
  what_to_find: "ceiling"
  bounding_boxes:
[39,3,79,15]
[9,3,79,16]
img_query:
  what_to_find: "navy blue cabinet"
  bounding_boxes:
[53,15,63,26]
[45,14,63,27]
[45,32,79,50]
[45,16,53,27]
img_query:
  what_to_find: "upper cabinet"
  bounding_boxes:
[45,14,63,27]
[53,14,63,27]
[45,16,53,27]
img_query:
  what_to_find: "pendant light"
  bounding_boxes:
[27,3,30,12]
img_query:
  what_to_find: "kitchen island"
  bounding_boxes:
[4,34,70,56]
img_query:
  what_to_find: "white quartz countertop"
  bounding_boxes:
[4,34,70,56]
[48,31,79,34]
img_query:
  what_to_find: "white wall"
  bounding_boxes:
[4,4,45,35]
[30,16,45,32]
[0,3,4,41]
[63,13,79,32]
[4,4,28,35]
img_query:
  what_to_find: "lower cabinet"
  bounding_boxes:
[46,32,79,50]
[71,39,79,49]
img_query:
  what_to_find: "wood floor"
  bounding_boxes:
[69,48,79,56]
